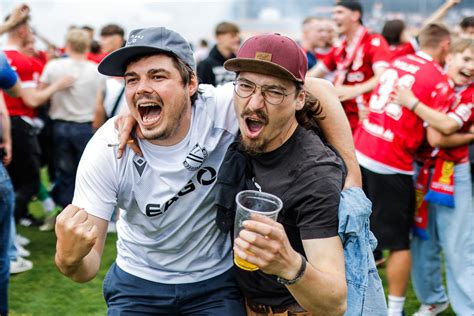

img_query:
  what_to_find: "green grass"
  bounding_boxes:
[8,176,455,315]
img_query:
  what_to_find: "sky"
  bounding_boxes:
[1,0,235,47]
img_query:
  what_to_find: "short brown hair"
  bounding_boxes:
[215,22,239,36]
[450,37,474,54]
[66,29,91,54]
[100,24,124,37]
[418,23,451,49]
[460,16,474,31]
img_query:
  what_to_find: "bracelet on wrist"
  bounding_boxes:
[276,254,307,286]
[410,99,420,111]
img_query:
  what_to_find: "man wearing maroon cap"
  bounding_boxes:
[222,33,347,315]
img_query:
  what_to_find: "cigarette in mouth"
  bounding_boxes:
[107,139,135,147]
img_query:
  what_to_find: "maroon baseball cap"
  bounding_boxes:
[224,33,307,83]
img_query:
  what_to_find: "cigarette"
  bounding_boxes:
[107,139,135,147]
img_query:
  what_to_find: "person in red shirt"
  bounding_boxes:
[392,38,473,315]
[2,14,73,225]
[382,20,417,62]
[308,1,390,132]
[353,24,453,316]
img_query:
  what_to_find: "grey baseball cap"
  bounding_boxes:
[98,27,195,76]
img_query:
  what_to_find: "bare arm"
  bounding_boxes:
[235,216,346,315]
[93,88,107,130]
[416,0,461,37]
[305,78,362,189]
[0,4,29,35]
[22,76,75,108]
[427,126,474,148]
[392,86,460,135]
[0,94,12,165]
[334,66,386,102]
[55,205,108,283]
[307,63,330,78]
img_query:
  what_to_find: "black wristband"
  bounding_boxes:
[411,99,420,112]
[276,254,307,286]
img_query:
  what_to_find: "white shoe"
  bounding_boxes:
[16,244,30,257]
[413,301,449,316]
[16,234,30,246]
[10,257,33,274]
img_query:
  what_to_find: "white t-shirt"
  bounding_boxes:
[40,58,104,122]
[103,77,127,118]
[73,83,238,284]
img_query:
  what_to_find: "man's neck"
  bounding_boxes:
[345,24,362,43]
[6,37,22,50]
[420,48,442,65]
[67,51,88,61]
[302,40,316,52]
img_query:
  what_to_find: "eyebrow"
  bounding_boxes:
[238,77,287,90]
[124,68,171,78]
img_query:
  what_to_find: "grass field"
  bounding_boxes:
[8,202,456,315]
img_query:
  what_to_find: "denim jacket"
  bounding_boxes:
[339,187,387,316]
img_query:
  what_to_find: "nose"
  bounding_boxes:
[136,78,153,95]
[246,88,265,111]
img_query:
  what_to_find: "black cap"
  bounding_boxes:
[98,27,195,76]
[335,1,363,23]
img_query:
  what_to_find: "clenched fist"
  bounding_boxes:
[55,205,99,268]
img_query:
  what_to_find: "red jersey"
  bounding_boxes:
[439,84,473,164]
[315,47,331,62]
[354,52,454,174]
[388,42,416,61]
[87,52,107,63]
[323,27,390,130]
[2,48,44,118]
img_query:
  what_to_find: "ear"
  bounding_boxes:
[445,53,453,65]
[351,11,361,24]
[295,89,306,111]
[188,73,199,96]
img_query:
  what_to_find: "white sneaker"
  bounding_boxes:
[413,302,449,316]
[10,257,33,274]
[16,244,30,257]
[16,234,30,246]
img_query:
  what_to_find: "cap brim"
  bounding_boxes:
[224,58,303,83]
[98,45,177,76]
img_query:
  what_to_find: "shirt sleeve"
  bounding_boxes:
[370,35,390,71]
[72,121,120,221]
[293,164,343,240]
[0,52,18,90]
[321,47,337,72]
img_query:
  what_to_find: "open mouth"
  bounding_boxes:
[459,69,471,79]
[138,102,162,125]
[244,116,266,138]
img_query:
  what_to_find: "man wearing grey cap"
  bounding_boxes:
[54,27,361,315]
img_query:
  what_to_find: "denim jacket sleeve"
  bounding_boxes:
[338,187,387,316]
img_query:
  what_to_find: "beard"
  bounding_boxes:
[239,134,270,156]
[239,107,269,156]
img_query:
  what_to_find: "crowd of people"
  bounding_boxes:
[0,0,472,315]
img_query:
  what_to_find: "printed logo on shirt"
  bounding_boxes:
[183,144,208,171]
[133,156,147,176]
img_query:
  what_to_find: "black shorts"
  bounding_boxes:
[361,166,415,251]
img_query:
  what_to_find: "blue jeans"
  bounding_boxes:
[50,121,93,207]
[411,163,474,315]
[8,216,17,260]
[339,187,387,316]
[0,164,14,315]
[103,263,245,315]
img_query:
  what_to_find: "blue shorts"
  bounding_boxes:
[103,263,245,316]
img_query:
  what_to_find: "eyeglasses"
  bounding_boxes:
[233,79,295,105]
